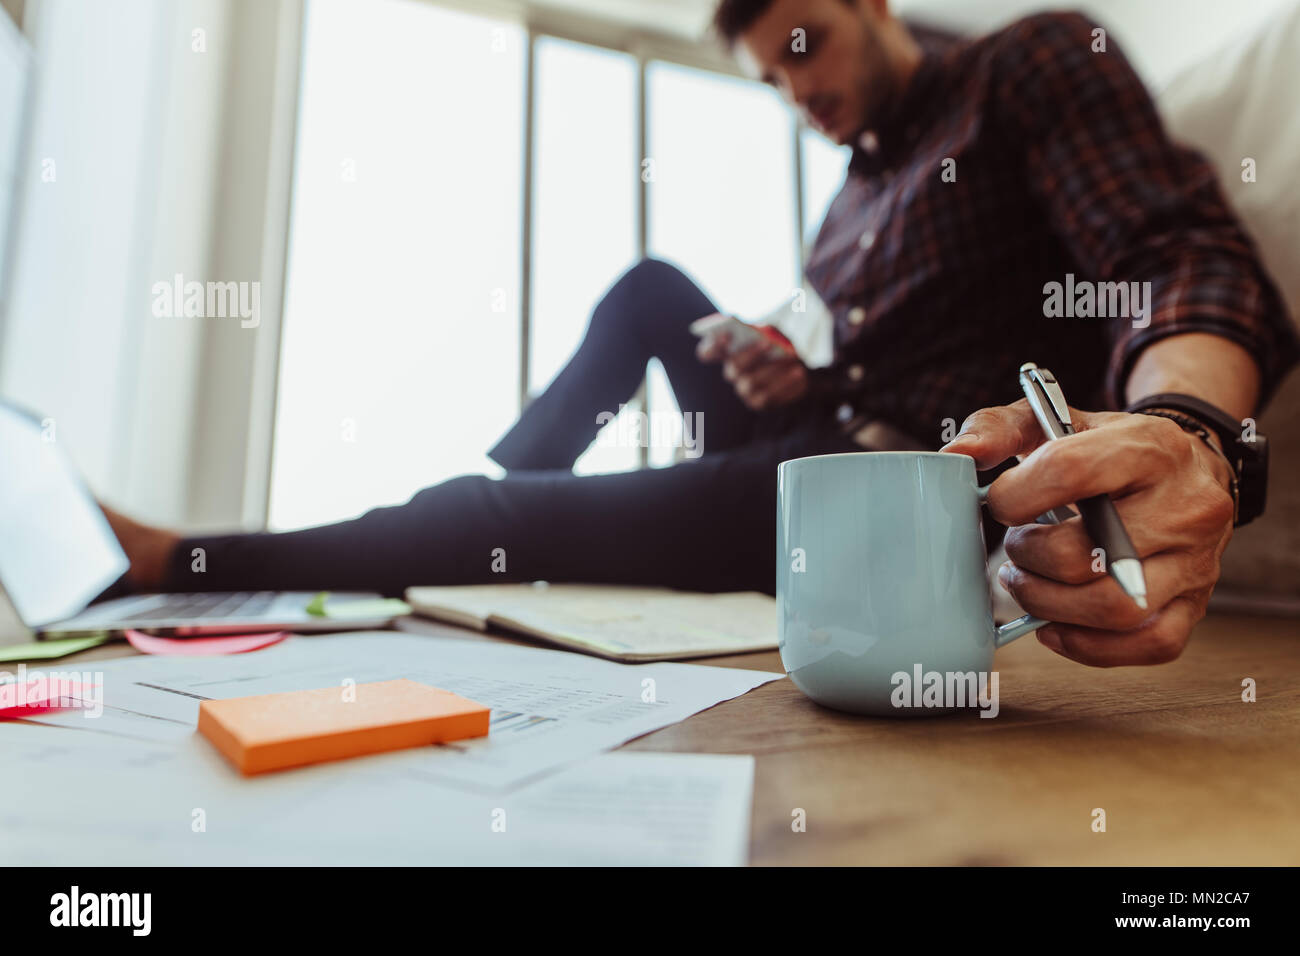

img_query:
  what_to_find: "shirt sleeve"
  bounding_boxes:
[991,12,1299,410]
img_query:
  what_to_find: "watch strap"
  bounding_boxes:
[1125,392,1240,441]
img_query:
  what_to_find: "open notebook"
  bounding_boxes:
[405,583,777,662]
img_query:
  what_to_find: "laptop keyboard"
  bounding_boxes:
[126,591,279,622]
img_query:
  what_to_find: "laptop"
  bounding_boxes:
[0,400,400,644]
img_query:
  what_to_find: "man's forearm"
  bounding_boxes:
[1125,332,1260,422]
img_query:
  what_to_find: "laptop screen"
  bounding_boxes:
[0,402,130,628]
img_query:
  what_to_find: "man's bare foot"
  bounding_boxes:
[100,504,182,592]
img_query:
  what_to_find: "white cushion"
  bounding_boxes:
[1157,1,1300,328]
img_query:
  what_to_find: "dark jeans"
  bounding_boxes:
[165,258,861,597]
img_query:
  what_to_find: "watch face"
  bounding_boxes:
[1238,434,1267,526]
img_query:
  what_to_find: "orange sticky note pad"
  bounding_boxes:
[197,679,490,775]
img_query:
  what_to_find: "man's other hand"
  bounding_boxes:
[695,316,809,411]
[941,398,1236,667]
[100,503,181,592]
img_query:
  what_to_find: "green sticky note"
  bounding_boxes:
[0,634,111,662]
[305,592,330,617]
[304,592,408,620]
[324,598,411,620]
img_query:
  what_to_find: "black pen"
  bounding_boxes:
[1018,362,1148,610]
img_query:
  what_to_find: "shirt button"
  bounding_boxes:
[858,230,875,250]
[836,403,854,423]
[848,306,866,326]
[847,364,865,382]
[858,130,879,154]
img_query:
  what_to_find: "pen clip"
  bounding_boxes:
[1019,363,1073,433]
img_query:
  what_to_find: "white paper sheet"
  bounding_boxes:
[0,721,755,865]
[21,631,780,789]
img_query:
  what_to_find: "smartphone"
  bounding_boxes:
[689,314,793,357]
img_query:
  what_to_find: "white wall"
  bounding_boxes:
[895,0,1297,89]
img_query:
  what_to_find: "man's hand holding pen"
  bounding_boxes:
[942,399,1237,667]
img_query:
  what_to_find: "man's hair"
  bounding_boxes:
[710,0,778,48]
[711,0,856,49]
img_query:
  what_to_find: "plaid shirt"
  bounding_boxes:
[802,11,1299,446]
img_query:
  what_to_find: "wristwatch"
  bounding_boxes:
[1125,392,1267,527]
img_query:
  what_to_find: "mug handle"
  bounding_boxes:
[994,612,1045,648]
[977,483,1049,648]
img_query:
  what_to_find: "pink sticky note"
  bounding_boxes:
[125,629,289,656]
[0,680,99,719]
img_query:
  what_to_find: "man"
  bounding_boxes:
[108,0,1296,667]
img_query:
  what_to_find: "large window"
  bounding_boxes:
[270,0,524,530]
[270,0,850,528]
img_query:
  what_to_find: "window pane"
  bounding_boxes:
[530,36,640,477]
[646,62,798,321]
[270,0,524,530]
[530,37,636,395]
[644,357,682,468]
[575,363,682,475]
[800,128,850,252]
[575,394,644,475]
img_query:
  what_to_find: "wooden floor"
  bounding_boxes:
[44,609,1300,866]
[621,611,1300,866]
